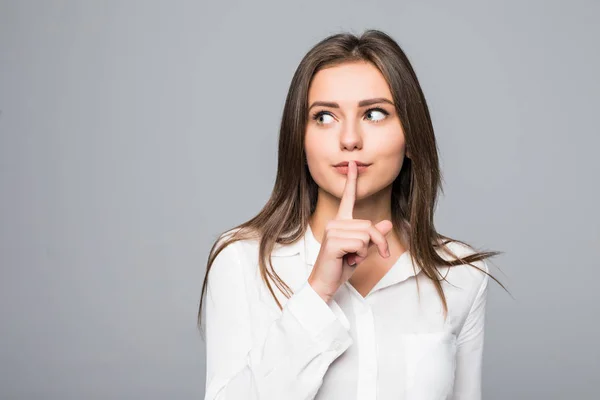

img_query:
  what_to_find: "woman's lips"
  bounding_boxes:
[334,165,370,175]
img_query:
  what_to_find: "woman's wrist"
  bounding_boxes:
[308,277,333,303]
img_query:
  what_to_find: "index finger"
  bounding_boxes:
[336,160,357,220]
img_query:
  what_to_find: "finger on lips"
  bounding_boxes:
[335,160,391,265]
[336,160,357,220]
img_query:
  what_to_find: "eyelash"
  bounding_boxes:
[310,107,390,125]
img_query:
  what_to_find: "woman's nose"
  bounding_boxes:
[339,122,363,150]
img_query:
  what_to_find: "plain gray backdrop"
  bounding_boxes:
[1,1,598,399]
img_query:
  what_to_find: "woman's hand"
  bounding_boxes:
[307,160,393,303]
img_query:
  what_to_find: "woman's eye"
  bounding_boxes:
[365,108,388,123]
[311,111,335,125]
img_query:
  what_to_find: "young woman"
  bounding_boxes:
[198,29,503,400]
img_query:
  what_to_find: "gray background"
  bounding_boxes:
[1,1,598,399]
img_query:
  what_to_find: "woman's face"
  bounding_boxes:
[304,61,408,201]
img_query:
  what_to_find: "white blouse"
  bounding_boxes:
[202,224,489,400]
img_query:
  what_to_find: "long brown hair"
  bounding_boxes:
[197,29,505,337]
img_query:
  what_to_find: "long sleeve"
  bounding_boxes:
[203,242,353,400]
[451,261,489,400]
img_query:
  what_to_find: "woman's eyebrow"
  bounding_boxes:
[308,97,394,111]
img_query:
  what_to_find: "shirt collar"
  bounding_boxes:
[271,232,304,257]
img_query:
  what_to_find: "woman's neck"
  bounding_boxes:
[308,183,397,244]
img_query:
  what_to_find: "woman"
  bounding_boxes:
[198,29,504,400]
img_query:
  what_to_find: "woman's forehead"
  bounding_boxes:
[308,62,393,105]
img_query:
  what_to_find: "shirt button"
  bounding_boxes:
[332,340,342,351]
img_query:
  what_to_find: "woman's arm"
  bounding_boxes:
[451,261,490,400]
[203,241,352,400]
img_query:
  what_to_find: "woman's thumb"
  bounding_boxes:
[374,219,393,236]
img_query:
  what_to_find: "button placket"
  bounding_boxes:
[354,297,378,399]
